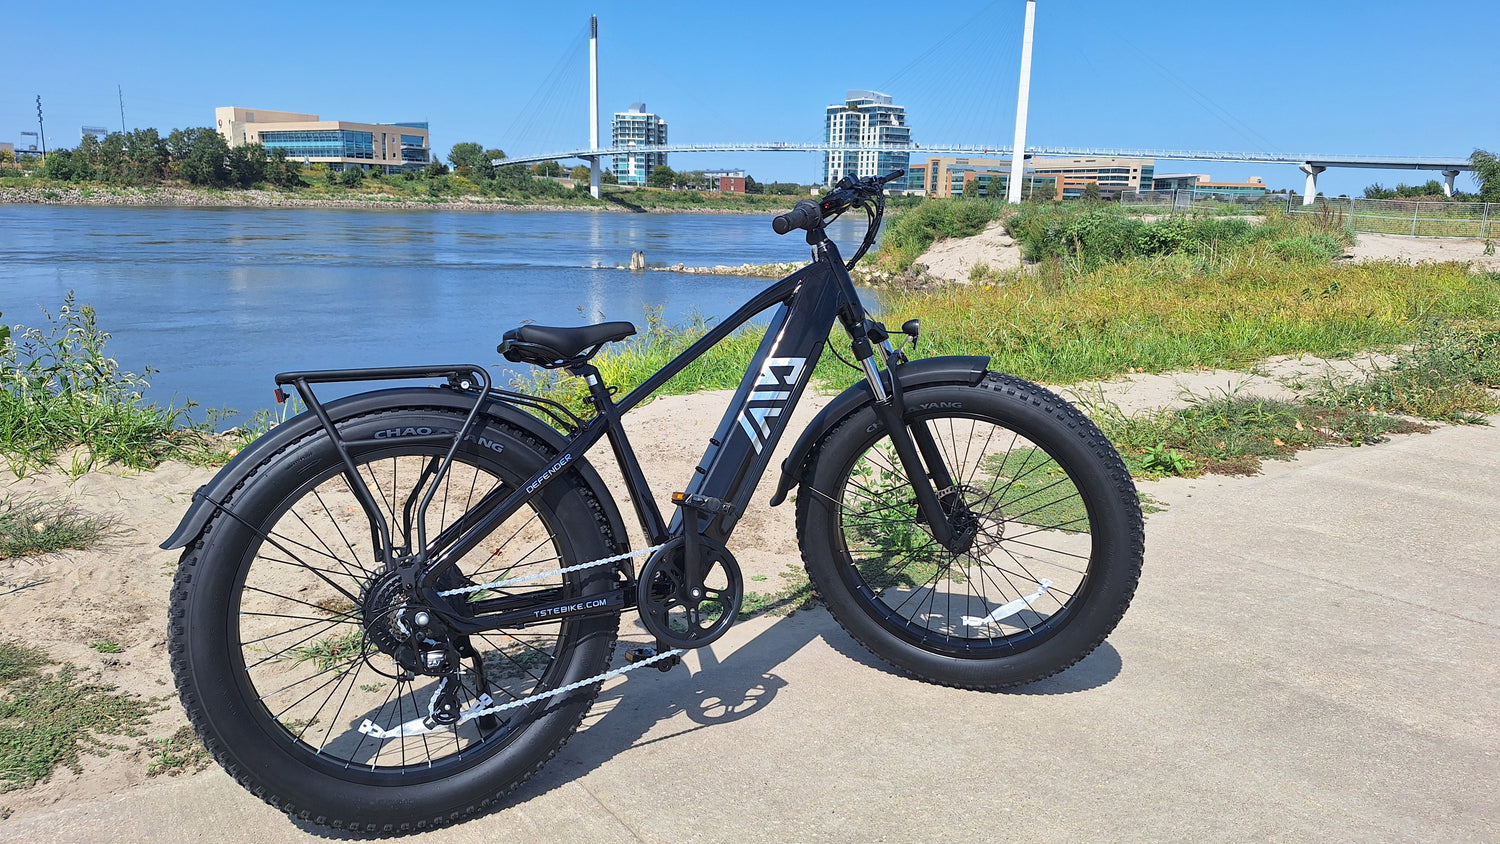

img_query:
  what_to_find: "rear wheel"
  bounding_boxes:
[168,406,621,833]
[797,373,1144,690]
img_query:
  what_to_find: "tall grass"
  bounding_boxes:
[1,293,225,474]
[877,257,1500,385]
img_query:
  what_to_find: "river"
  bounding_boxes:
[1,204,867,424]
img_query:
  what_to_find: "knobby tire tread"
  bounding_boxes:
[795,371,1145,691]
[167,405,621,834]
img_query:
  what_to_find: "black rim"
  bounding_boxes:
[228,446,587,777]
[827,413,1099,657]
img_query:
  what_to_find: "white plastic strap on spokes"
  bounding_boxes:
[961,579,1052,627]
[358,692,496,740]
[355,648,686,741]
[437,543,665,597]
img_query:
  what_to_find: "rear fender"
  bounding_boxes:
[767,355,990,507]
[160,386,627,552]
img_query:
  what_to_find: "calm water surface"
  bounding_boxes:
[1,204,866,423]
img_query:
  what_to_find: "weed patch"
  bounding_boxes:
[739,565,816,618]
[144,726,211,777]
[1084,388,1430,479]
[0,497,117,559]
[0,641,159,793]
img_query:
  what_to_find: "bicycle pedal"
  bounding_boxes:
[671,491,735,516]
[624,647,682,672]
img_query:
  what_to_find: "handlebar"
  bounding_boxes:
[772,200,824,236]
[770,170,906,235]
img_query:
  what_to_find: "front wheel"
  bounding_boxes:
[796,372,1144,690]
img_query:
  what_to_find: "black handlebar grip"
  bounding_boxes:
[772,199,824,235]
[881,169,906,183]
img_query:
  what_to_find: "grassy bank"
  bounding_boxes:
[0,176,815,215]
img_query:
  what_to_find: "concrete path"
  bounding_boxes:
[5,422,1497,843]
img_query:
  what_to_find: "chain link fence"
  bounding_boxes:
[1121,190,1495,239]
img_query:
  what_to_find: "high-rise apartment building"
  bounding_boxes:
[612,104,668,186]
[214,107,430,173]
[824,90,910,191]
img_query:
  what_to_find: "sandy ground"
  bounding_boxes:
[911,225,1500,283]
[1346,232,1500,272]
[1,229,1493,819]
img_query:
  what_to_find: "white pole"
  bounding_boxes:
[589,15,602,199]
[1006,0,1037,204]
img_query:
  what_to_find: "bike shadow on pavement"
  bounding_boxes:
[292,605,1125,837]
[502,606,1124,807]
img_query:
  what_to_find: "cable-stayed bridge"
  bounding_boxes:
[503,16,1475,202]
[500,143,1474,201]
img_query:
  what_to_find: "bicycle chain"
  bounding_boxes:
[457,646,685,724]
[435,543,665,597]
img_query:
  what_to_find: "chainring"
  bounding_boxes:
[637,537,742,649]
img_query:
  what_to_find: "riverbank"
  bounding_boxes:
[0,184,805,214]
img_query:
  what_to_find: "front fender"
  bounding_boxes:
[160,386,626,552]
[768,355,990,507]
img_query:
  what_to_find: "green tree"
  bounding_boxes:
[600,169,618,185]
[533,160,563,177]
[447,142,497,179]
[570,164,590,182]
[98,132,127,182]
[1080,181,1102,202]
[649,164,675,188]
[123,128,168,183]
[1363,182,1396,199]
[180,130,231,187]
[424,160,449,177]
[745,174,762,194]
[266,146,302,189]
[339,166,365,187]
[42,148,80,181]
[1471,149,1499,202]
[227,142,268,188]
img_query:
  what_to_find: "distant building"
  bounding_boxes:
[704,169,746,193]
[908,156,1058,200]
[214,107,430,173]
[824,90,910,191]
[1151,173,1268,197]
[1029,156,1155,199]
[612,104,668,186]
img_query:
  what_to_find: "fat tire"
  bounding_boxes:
[168,405,622,833]
[796,372,1144,690]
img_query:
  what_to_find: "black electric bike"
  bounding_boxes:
[165,171,1144,834]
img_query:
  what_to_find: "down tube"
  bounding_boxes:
[678,272,844,542]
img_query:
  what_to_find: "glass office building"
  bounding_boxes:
[215,107,430,173]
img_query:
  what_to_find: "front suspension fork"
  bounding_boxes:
[859,349,967,552]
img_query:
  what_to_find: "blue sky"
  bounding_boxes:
[5,1,1496,196]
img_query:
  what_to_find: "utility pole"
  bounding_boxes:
[36,95,47,162]
[1005,0,1037,204]
[589,15,601,199]
[118,85,127,133]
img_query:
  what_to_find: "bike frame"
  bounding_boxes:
[276,231,951,636]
